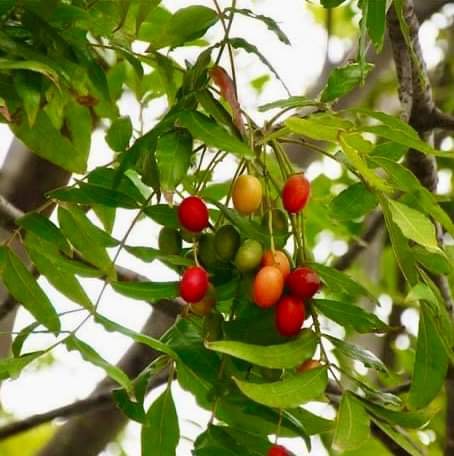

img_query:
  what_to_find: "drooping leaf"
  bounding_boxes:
[144,204,179,228]
[321,63,373,102]
[0,246,60,333]
[111,280,179,301]
[233,366,328,408]
[0,351,44,380]
[106,116,133,152]
[313,299,388,333]
[206,329,317,369]
[366,0,387,51]
[333,392,370,452]
[258,96,320,112]
[330,183,378,221]
[12,321,40,358]
[14,71,41,126]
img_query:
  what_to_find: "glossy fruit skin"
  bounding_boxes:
[191,283,216,316]
[282,174,310,214]
[286,267,321,299]
[178,196,209,232]
[268,445,289,456]
[275,295,305,337]
[262,209,289,235]
[215,224,240,261]
[158,227,182,255]
[232,175,263,215]
[180,266,209,303]
[234,239,263,272]
[297,359,322,373]
[261,250,291,279]
[253,266,284,308]
[198,233,218,269]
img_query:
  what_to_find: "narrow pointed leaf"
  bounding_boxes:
[111,281,179,301]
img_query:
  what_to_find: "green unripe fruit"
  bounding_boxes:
[158,227,182,255]
[203,312,224,342]
[262,209,289,235]
[181,228,200,243]
[234,239,263,272]
[214,224,241,262]
[198,233,218,269]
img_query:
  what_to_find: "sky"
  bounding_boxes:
[0,1,452,455]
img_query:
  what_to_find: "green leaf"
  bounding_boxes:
[408,303,449,409]
[0,352,44,380]
[65,335,132,392]
[106,117,133,152]
[321,0,347,7]
[144,204,179,228]
[126,246,192,267]
[326,336,388,373]
[141,5,218,49]
[412,246,451,275]
[113,388,146,423]
[17,213,71,255]
[0,246,60,333]
[206,330,317,369]
[233,366,328,408]
[12,321,40,357]
[58,206,114,275]
[14,71,41,126]
[178,111,253,158]
[156,129,193,192]
[24,234,93,310]
[286,408,334,435]
[313,299,388,333]
[258,96,320,112]
[228,37,290,94]
[285,114,352,142]
[366,0,386,51]
[0,58,59,83]
[387,200,439,252]
[330,183,377,221]
[321,63,373,103]
[111,281,179,301]
[333,392,370,452]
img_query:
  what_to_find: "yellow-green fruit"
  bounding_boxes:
[158,227,182,255]
[198,233,218,269]
[191,283,216,316]
[234,239,263,272]
[262,209,289,235]
[214,224,241,262]
[232,175,263,215]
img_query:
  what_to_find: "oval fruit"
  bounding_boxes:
[253,266,284,308]
[282,174,310,214]
[191,283,216,316]
[262,209,289,235]
[297,359,322,373]
[261,250,291,279]
[232,175,263,215]
[180,266,208,303]
[198,233,218,269]
[215,224,240,261]
[234,239,263,272]
[158,227,182,255]
[178,196,209,232]
[268,445,289,456]
[286,267,321,299]
[275,295,305,337]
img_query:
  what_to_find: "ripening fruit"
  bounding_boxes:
[180,266,208,303]
[297,359,322,373]
[232,175,263,215]
[286,267,321,299]
[234,239,263,272]
[178,196,209,232]
[267,445,289,456]
[262,209,289,235]
[191,283,216,316]
[198,233,218,269]
[282,174,310,214]
[275,295,305,337]
[158,227,182,255]
[215,224,240,261]
[261,250,291,279]
[253,266,284,308]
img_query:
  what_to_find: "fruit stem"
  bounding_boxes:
[274,409,283,444]
[193,239,201,267]
[263,151,276,253]
[290,214,305,266]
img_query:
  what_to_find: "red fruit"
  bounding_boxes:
[253,266,284,308]
[276,295,305,337]
[268,445,289,456]
[178,196,209,232]
[282,174,310,214]
[286,267,320,299]
[180,266,208,303]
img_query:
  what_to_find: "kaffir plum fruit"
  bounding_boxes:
[261,250,291,279]
[198,233,218,269]
[214,224,240,261]
[234,239,263,272]
[267,445,289,456]
[180,266,208,303]
[253,266,284,308]
[178,196,209,232]
[191,283,216,316]
[158,227,182,255]
[232,175,263,215]
[297,359,322,373]
[286,267,321,299]
[282,174,310,213]
[275,295,305,336]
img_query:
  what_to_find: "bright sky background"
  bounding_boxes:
[0,1,452,455]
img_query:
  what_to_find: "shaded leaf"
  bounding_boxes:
[106,116,132,152]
